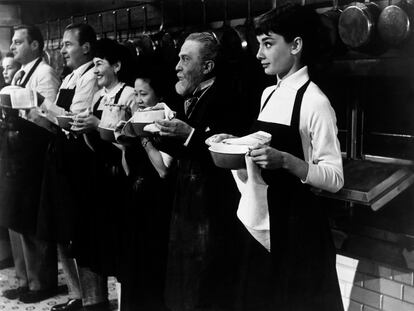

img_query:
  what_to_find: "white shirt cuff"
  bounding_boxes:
[183,127,195,146]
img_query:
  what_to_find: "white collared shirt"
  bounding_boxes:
[259,66,344,193]
[12,57,60,105]
[93,82,137,125]
[45,61,98,118]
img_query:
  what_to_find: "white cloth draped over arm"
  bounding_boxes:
[232,156,271,252]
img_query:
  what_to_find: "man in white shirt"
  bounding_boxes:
[38,23,109,311]
[0,24,60,304]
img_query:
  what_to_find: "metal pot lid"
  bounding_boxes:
[378,5,411,46]
[338,3,379,48]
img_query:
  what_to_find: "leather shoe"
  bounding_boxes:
[83,301,110,311]
[19,288,58,303]
[2,286,28,299]
[51,299,83,311]
[0,256,14,269]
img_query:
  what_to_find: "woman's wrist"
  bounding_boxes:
[282,152,309,181]
[281,151,290,170]
[141,137,151,148]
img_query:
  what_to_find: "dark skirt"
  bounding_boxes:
[119,173,174,311]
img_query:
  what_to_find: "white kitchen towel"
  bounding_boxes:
[234,155,271,251]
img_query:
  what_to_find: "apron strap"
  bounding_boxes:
[290,79,311,130]
[114,84,127,104]
[260,88,276,113]
[19,57,43,88]
[80,63,95,77]
[93,96,104,119]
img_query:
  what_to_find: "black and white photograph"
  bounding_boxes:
[0,0,413,310]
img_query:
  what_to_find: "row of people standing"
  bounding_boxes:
[0,3,346,311]
[0,22,176,311]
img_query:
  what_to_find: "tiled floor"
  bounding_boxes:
[0,265,118,311]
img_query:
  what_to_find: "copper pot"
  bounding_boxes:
[377,0,414,46]
[338,1,381,49]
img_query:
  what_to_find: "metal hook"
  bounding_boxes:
[142,5,148,34]
[57,18,62,48]
[113,10,118,41]
[98,13,105,38]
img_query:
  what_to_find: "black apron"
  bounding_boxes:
[244,81,343,311]
[73,84,134,274]
[0,58,53,235]
[36,63,96,243]
[54,63,94,111]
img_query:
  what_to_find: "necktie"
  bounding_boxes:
[14,70,25,86]
[184,96,199,117]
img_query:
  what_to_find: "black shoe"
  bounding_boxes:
[51,299,83,311]
[2,286,28,300]
[0,257,14,270]
[19,288,58,303]
[83,301,110,311]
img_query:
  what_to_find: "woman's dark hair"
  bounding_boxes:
[94,38,136,85]
[135,65,169,100]
[254,3,324,65]
[134,63,180,111]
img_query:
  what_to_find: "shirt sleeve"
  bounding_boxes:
[35,65,60,104]
[70,71,98,113]
[300,90,344,193]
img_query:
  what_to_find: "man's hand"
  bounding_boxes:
[154,118,193,141]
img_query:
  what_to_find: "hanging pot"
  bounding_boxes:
[338,1,381,49]
[320,0,347,54]
[174,0,208,51]
[377,0,414,46]
[212,0,243,66]
[234,0,259,56]
[151,0,177,67]
[170,0,186,50]
[132,5,155,59]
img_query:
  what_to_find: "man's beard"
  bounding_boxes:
[175,80,189,96]
[175,74,203,97]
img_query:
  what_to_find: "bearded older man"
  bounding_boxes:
[155,32,248,311]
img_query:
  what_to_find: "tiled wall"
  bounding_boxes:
[337,254,414,311]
